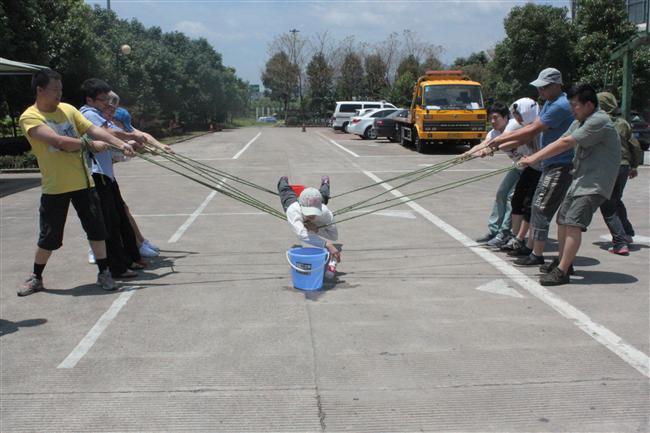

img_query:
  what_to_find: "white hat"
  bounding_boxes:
[298,187,323,217]
[530,68,563,87]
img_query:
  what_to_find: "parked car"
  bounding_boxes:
[257,116,277,123]
[331,100,396,132]
[347,108,398,139]
[630,111,650,151]
[374,109,409,141]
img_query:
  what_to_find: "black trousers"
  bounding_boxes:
[92,174,140,275]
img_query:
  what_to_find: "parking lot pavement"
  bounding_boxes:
[1,127,649,432]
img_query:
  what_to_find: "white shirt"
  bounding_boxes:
[286,202,338,248]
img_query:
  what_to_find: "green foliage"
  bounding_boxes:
[574,0,636,91]
[0,1,250,127]
[364,54,389,100]
[336,52,364,100]
[306,52,334,116]
[396,55,420,79]
[487,3,577,102]
[261,51,299,119]
[390,71,417,107]
[0,152,38,170]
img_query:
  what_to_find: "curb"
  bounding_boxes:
[0,168,40,174]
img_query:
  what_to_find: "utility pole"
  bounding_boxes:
[289,29,303,117]
[107,0,111,10]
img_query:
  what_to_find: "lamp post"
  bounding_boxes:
[115,44,131,88]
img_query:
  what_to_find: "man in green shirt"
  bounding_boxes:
[518,84,620,286]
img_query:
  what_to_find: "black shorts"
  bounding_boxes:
[38,188,107,251]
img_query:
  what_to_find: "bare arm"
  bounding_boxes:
[87,125,135,156]
[519,135,575,167]
[490,118,547,150]
[27,124,86,152]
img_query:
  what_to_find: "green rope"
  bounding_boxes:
[324,167,511,227]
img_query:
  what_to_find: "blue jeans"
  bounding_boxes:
[487,167,521,235]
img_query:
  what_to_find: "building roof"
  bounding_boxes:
[0,58,49,76]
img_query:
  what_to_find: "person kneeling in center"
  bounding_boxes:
[278,176,340,279]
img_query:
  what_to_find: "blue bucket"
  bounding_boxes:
[286,247,329,291]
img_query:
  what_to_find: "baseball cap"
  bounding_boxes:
[530,68,563,88]
[114,107,134,132]
[298,187,323,217]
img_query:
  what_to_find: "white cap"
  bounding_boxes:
[298,187,323,217]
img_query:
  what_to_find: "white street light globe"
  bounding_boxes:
[120,44,132,55]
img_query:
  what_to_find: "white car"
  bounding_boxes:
[346,108,398,139]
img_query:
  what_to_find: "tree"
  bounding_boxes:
[336,52,364,100]
[306,51,334,116]
[396,55,420,80]
[364,53,389,100]
[390,71,416,107]
[487,3,578,102]
[261,51,299,120]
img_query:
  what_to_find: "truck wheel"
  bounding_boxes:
[364,126,377,140]
[414,133,425,153]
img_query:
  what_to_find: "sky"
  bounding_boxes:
[85,0,573,85]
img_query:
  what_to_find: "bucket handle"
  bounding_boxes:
[286,249,330,273]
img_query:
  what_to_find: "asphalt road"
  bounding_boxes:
[1,126,649,432]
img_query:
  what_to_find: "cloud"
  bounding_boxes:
[173,20,254,42]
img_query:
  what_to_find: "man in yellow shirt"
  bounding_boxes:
[18,69,135,296]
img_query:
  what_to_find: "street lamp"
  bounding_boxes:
[115,44,131,88]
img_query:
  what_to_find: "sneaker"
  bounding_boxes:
[500,237,521,252]
[507,244,532,257]
[97,269,118,291]
[623,235,634,245]
[539,258,575,275]
[608,245,630,256]
[539,267,570,286]
[279,176,289,184]
[513,253,545,266]
[139,244,159,258]
[321,175,330,185]
[486,232,511,248]
[115,269,138,279]
[143,239,160,252]
[17,274,44,297]
[476,232,496,243]
[88,248,96,264]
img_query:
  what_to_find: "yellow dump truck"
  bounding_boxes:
[395,70,488,153]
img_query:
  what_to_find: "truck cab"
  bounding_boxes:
[397,70,488,152]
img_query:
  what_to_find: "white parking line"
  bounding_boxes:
[58,287,137,369]
[168,191,217,243]
[232,132,261,159]
[316,131,360,157]
[360,167,650,378]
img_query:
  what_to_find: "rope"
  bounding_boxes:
[323,166,511,227]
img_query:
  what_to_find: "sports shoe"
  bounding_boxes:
[17,274,44,297]
[139,244,159,258]
[97,269,118,291]
[608,245,630,256]
[279,176,289,184]
[539,258,575,275]
[486,232,511,248]
[623,235,634,245]
[88,248,96,264]
[500,237,521,251]
[143,239,160,252]
[115,269,138,279]
[539,267,570,286]
[321,175,330,185]
[476,232,496,243]
[514,253,545,266]
[324,259,337,280]
[507,244,532,257]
